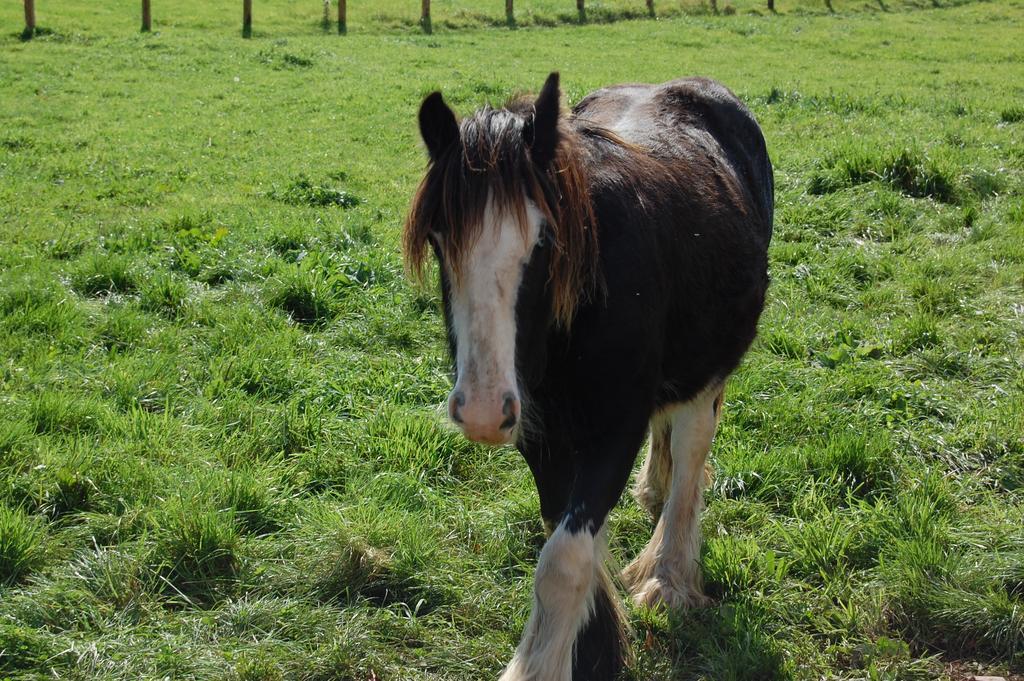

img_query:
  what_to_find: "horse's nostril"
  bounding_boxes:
[500,392,519,430]
[450,391,466,424]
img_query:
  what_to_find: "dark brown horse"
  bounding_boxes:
[406,72,773,681]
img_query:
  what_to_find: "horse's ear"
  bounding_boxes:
[419,92,459,160]
[530,72,561,167]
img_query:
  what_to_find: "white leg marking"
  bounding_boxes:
[633,415,672,519]
[623,385,723,610]
[500,524,597,681]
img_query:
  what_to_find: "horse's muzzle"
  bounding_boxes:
[448,388,519,445]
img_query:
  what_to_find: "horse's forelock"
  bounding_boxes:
[404,103,599,326]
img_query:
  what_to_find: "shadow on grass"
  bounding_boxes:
[630,600,789,680]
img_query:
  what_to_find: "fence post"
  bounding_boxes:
[421,0,431,33]
[22,0,36,39]
[767,0,774,10]
[646,0,655,17]
[710,0,718,13]
[577,0,585,22]
[506,0,514,26]
[242,0,252,37]
[338,0,346,33]
[142,0,151,31]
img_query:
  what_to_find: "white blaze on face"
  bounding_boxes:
[446,196,543,445]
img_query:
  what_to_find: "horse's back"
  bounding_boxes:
[570,77,774,405]
[572,77,773,239]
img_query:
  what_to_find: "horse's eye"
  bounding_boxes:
[536,230,548,249]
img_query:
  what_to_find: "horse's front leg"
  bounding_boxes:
[501,419,648,681]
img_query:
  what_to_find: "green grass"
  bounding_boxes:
[2,0,1023,678]
[6,0,986,37]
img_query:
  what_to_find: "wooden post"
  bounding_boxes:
[767,0,774,10]
[23,0,36,39]
[646,0,655,17]
[577,0,586,22]
[321,0,330,29]
[420,0,431,33]
[338,0,347,33]
[824,0,834,10]
[142,0,152,31]
[242,0,252,38]
[506,0,514,26]
[710,0,718,13]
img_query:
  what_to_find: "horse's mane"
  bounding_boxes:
[404,95,600,327]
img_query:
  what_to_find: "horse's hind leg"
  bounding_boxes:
[622,384,723,609]
[633,415,672,519]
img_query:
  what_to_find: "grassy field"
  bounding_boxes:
[2,0,987,35]
[2,0,1023,679]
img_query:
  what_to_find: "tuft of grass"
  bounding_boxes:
[207,397,327,460]
[215,468,288,535]
[231,652,286,681]
[779,509,861,581]
[256,47,314,69]
[809,146,959,203]
[712,432,894,509]
[268,175,361,208]
[68,253,139,296]
[815,431,894,498]
[361,407,487,483]
[69,545,154,612]
[761,329,807,359]
[139,273,190,318]
[0,506,46,586]
[963,167,1006,198]
[632,601,791,680]
[1000,107,1024,124]
[880,149,958,202]
[28,392,113,436]
[883,540,1024,661]
[94,305,151,350]
[262,261,354,326]
[0,419,32,464]
[43,235,86,261]
[893,312,941,354]
[266,224,312,259]
[703,536,790,597]
[0,279,85,341]
[39,466,95,520]
[301,530,396,605]
[153,501,241,604]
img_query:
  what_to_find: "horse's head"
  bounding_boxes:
[405,72,597,445]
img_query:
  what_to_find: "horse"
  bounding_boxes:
[405,72,773,681]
